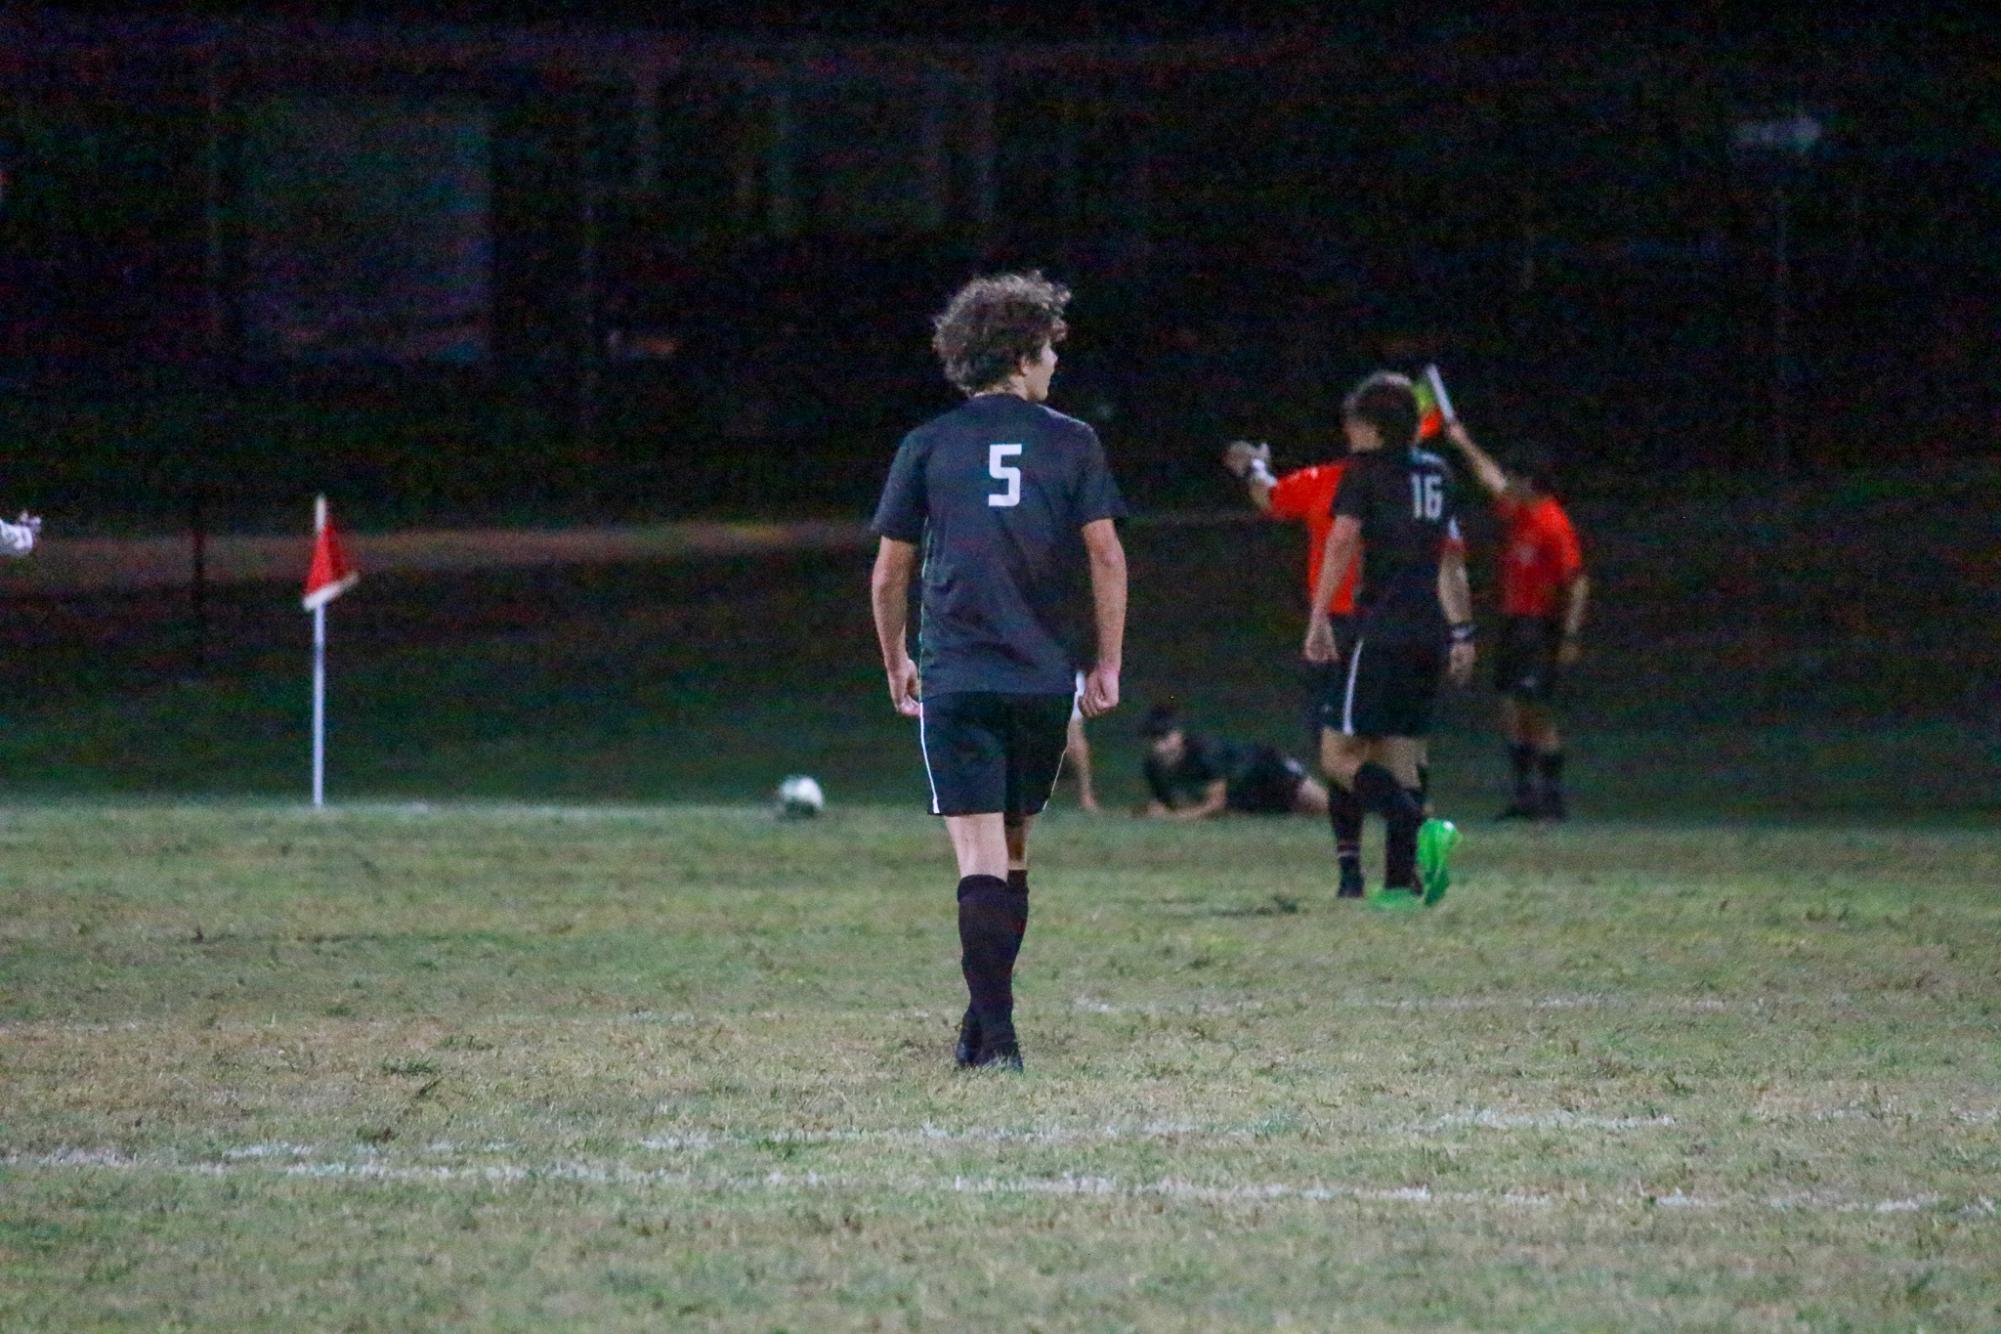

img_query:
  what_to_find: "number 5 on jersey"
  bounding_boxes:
[988,443,1023,508]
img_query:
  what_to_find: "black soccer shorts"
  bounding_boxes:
[1225,746,1309,815]
[918,692,1075,820]
[1320,635,1446,739]
[1299,615,1359,747]
[1494,615,1564,704]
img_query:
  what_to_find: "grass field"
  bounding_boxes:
[4,804,1999,1329]
[2,470,1997,1326]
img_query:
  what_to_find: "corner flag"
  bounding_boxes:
[303,496,358,807]
[303,497,359,611]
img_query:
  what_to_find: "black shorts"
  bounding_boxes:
[1226,747,1310,814]
[1495,615,1563,704]
[919,691,1074,820]
[1319,635,1445,739]
[1299,616,1359,746]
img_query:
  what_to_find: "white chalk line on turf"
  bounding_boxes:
[6,1147,1994,1220]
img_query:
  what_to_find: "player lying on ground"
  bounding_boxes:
[1441,418,1590,820]
[869,271,1128,1073]
[1137,702,1329,820]
[2,511,42,556]
[1304,372,1472,910]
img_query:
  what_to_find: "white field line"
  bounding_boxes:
[5,1147,1994,1220]
[1411,1110,1677,1133]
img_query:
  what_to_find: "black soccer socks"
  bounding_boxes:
[1352,762,1423,890]
[1329,785,1363,876]
[1508,743,1535,802]
[1537,751,1567,818]
[957,874,1029,1047]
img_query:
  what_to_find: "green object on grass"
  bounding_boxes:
[1419,818,1461,906]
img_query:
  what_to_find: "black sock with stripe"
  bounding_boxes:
[1329,785,1363,874]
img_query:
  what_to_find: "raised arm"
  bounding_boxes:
[1223,440,1277,514]
[1079,518,1126,718]
[869,537,922,717]
[1443,420,1513,500]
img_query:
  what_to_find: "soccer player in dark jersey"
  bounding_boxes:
[1138,703,1329,820]
[869,272,1128,1073]
[1223,439,1368,894]
[1443,418,1590,819]
[1303,372,1475,909]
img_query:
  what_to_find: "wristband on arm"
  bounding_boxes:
[1450,622,1477,645]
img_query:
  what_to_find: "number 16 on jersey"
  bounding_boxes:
[1411,472,1444,520]
[988,443,1024,508]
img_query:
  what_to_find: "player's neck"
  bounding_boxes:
[973,384,1032,401]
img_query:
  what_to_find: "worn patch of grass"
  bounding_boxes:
[3,803,1998,1329]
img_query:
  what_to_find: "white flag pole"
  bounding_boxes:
[311,495,327,808]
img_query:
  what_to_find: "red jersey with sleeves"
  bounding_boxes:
[1495,492,1584,618]
[1266,462,1360,615]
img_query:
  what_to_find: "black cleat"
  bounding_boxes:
[1495,800,1538,821]
[953,1007,981,1068]
[971,1038,1023,1072]
[1538,792,1568,822]
[1337,866,1366,899]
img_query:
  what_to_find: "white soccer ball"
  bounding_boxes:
[775,774,825,819]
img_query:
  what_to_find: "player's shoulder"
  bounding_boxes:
[1023,402,1100,443]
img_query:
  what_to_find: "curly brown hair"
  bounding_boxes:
[930,271,1071,395]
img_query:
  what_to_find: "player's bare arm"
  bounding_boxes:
[1440,545,1477,687]
[1558,571,1591,666]
[1080,517,1125,718]
[1,511,43,557]
[1223,440,1276,513]
[868,536,922,717]
[1163,779,1230,821]
[1304,515,1361,663]
[1442,420,1516,500]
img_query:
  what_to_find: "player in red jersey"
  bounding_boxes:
[1442,419,1590,819]
[1225,439,1368,895]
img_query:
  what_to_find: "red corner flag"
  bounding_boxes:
[302,495,359,611]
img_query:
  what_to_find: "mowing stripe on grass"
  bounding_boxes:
[6,1147,1995,1220]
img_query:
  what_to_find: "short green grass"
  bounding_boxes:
[4,803,1999,1330]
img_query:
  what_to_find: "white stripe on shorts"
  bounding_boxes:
[1341,639,1365,737]
[916,702,941,815]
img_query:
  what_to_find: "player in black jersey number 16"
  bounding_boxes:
[869,273,1129,1071]
[1303,373,1474,909]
